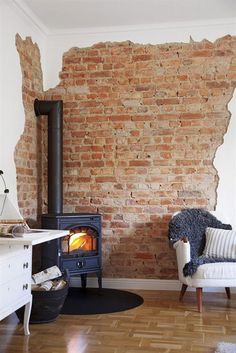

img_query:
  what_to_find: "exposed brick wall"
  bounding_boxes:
[16,35,236,279]
[15,34,44,225]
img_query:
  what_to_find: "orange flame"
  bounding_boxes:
[69,232,95,252]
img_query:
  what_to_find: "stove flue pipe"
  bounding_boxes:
[34,99,63,214]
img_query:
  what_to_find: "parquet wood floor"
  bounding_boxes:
[1,290,236,353]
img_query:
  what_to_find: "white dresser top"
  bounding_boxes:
[0,229,69,246]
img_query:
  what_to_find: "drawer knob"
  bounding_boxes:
[23,284,28,290]
[23,262,29,269]
[77,261,84,268]
[24,245,29,250]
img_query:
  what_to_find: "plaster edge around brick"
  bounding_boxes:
[14,34,236,280]
[15,35,236,222]
[214,91,236,228]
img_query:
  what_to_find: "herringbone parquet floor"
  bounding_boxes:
[1,290,236,353]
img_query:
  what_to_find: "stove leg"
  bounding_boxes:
[97,271,102,290]
[81,274,87,289]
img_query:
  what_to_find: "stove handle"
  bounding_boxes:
[77,260,86,268]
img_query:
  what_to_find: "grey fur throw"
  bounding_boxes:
[168,208,234,276]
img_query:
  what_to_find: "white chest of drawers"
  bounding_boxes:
[0,229,69,335]
[0,242,32,335]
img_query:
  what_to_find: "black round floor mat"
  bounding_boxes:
[61,287,144,315]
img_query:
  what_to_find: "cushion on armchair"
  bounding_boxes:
[203,227,236,259]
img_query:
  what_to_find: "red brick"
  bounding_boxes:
[95,177,117,183]
[156,98,179,105]
[133,54,152,61]
[129,160,151,167]
[206,81,230,88]
[192,50,212,57]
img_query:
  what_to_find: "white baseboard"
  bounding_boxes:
[70,276,181,290]
[69,276,236,293]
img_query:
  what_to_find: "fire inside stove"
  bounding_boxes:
[61,226,98,255]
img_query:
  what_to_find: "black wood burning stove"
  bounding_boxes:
[41,213,102,289]
[34,99,102,288]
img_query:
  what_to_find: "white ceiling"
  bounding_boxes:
[14,0,236,33]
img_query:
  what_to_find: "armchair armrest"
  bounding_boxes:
[173,237,191,282]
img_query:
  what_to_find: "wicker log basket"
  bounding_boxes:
[16,270,69,324]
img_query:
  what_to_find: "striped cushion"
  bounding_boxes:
[203,227,236,259]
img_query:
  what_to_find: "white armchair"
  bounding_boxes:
[169,208,236,312]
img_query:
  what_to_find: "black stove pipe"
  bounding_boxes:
[34,99,63,214]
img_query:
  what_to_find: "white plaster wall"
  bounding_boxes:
[0,0,46,211]
[214,93,236,228]
[0,1,4,162]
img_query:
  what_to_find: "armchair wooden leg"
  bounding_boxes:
[196,288,203,313]
[179,284,188,301]
[225,287,231,299]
